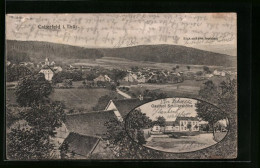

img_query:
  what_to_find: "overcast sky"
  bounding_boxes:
[6,13,237,56]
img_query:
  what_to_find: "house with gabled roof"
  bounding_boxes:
[123,73,138,83]
[53,109,120,159]
[104,98,152,120]
[164,121,178,132]
[93,75,111,83]
[151,117,200,133]
[64,110,119,138]
[39,65,55,81]
[59,132,114,159]
[175,116,200,132]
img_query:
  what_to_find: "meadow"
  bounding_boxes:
[71,57,226,71]
[120,74,230,99]
[6,88,121,111]
[145,133,218,153]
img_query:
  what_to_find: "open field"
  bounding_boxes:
[71,57,227,71]
[6,88,121,111]
[120,75,230,98]
[145,133,217,153]
[50,88,120,110]
[123,82,201,98]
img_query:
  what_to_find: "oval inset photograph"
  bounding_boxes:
[125,98,229,153]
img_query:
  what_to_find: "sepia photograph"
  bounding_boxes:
[5,13,237,160]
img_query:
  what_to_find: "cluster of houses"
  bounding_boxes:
[6,58,63,81]
[120,68,235,84]
[7,57,237,85]
[121,68,184,84]
[38,58,63,81]
[11,58,236,85]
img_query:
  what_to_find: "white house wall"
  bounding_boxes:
[105,100,123,121]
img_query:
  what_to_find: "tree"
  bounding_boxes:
[15,74,53,107]
[196,71,203,76]
[71,71,82,81]
[52,71,66,84]
[104,118,164,159]
[6,104,25,128]
[187,66,190,71]
[82,80,86,86]
[187,122,192,131]
[111,69,127,82]
[153,116,166,127]
[86,72,98,81]
[203,66,211,74]
[21,101,66,137]
[131,66,139,72]
[195,80,231,136]
[142,89,167,100]
[7,101,66,160]
[7,127,54,160]
[127,109,152,130]
[217,78,237,130]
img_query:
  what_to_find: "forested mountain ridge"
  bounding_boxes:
[6,40,236,67]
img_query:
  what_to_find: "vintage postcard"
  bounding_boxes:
[5,13,237,160]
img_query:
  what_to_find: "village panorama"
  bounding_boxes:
[6,40,237,159]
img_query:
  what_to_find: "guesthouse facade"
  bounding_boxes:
[151,117,200,133]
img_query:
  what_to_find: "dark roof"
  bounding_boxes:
[41,65,55,72]
[165,121,176,126]
[112,98,152,117]
[65,110,117,138]
[60,132,100,157]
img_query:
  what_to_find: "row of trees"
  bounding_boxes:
[52,71,83,83]
[52,69,127,84]
[172,65,211,73]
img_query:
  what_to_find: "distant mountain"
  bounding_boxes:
[6,40,104,64]
[100,45,236,67]
[6,40,236,67]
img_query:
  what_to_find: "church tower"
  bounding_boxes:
[45,57,50,66]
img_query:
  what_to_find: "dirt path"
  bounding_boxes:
[116,88,132,98]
